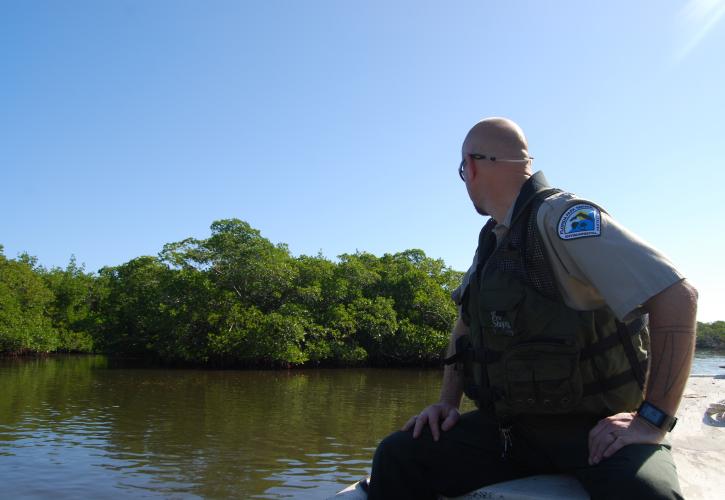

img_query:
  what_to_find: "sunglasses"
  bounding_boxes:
[458,154,533,181]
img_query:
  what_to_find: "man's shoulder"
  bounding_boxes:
[537,191,608,241]
[539,190,606,213]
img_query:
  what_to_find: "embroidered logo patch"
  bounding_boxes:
[490,311,514,336]
[558,204,601,240]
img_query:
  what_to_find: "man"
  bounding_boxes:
[367,117,697,499]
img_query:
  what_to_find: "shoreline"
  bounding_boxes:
[2,350,724,372]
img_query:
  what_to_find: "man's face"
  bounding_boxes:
[462,155,491,216]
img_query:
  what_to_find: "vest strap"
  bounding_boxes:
[464,384,502,406]
[579,316,645,361]
[443,335,490,365]
[455,326,644,365]
[442,353,460,365]
[616,318,647,390]
[583,359,649,396]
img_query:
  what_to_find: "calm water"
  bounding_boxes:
[1,352,722,499]
[0,357,453,499]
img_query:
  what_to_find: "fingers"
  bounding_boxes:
[602,434,627,459]
[403,404,453,441]
[589,430,618,465]
[413,412,430,439]
[587,418,609,462]
[440,408,460,432]
[428,411,441,442]
[588,413,635,465]
[588,412,660,465]
[588,415,618,465]
[401,415,416,432]
[587,422,601,450]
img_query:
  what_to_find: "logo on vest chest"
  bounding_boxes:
[490,311,514,335]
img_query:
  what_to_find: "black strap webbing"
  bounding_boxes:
[616,318,647,389]
[580,316,644,361]
[583,359,649,396]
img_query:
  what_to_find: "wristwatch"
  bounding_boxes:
[637,401,678,432]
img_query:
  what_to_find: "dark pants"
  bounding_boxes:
[368,410,682,500]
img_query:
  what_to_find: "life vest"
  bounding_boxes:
[448,173,648,419]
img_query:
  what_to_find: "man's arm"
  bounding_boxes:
[642,279,698,415]
[439,315,468,406]
[402,314,469,441]
[588,279,698,464]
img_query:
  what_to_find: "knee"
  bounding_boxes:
[592,458,682,500]
[622,446,682,500]
[609,473,681,500]
[373,429,420,466]
[369,430,438,500]
[587,445,682,500]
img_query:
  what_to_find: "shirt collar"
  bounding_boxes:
[498,200,516,228]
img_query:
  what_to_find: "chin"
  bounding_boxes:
[474,205,489,216]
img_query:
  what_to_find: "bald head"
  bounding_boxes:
[461,117,531,161]
[460,117,534,221]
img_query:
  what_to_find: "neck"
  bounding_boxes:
[488,202,513,224]
[479,171,531,223]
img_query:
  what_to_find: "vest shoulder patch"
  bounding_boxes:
[558,204,601,240]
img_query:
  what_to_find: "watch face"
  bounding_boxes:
[640,402,666,426]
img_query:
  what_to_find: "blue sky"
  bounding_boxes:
[2,1,723,322]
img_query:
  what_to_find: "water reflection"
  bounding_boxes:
[4,353,719,498]
[0,357,451,498]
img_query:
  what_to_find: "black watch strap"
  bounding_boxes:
[637,401,677,432]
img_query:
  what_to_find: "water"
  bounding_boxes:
[691,348,725,375]
[0,356,451,499]
[1,352,722,499]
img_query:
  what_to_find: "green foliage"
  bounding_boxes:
[0,253,57,352]
[696,321,725,350]
[1,220,465,366]
[23,227,721,366]
[94,256,173,355]
[348,296,398,363]
[160,219,297,312]
[40,256,96,352]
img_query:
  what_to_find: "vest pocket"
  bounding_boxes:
[503,342,582,414]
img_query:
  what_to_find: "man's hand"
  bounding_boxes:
[402,402,460,442]
[588,412,666,465]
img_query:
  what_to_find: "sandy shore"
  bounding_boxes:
[670,375,725,499]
